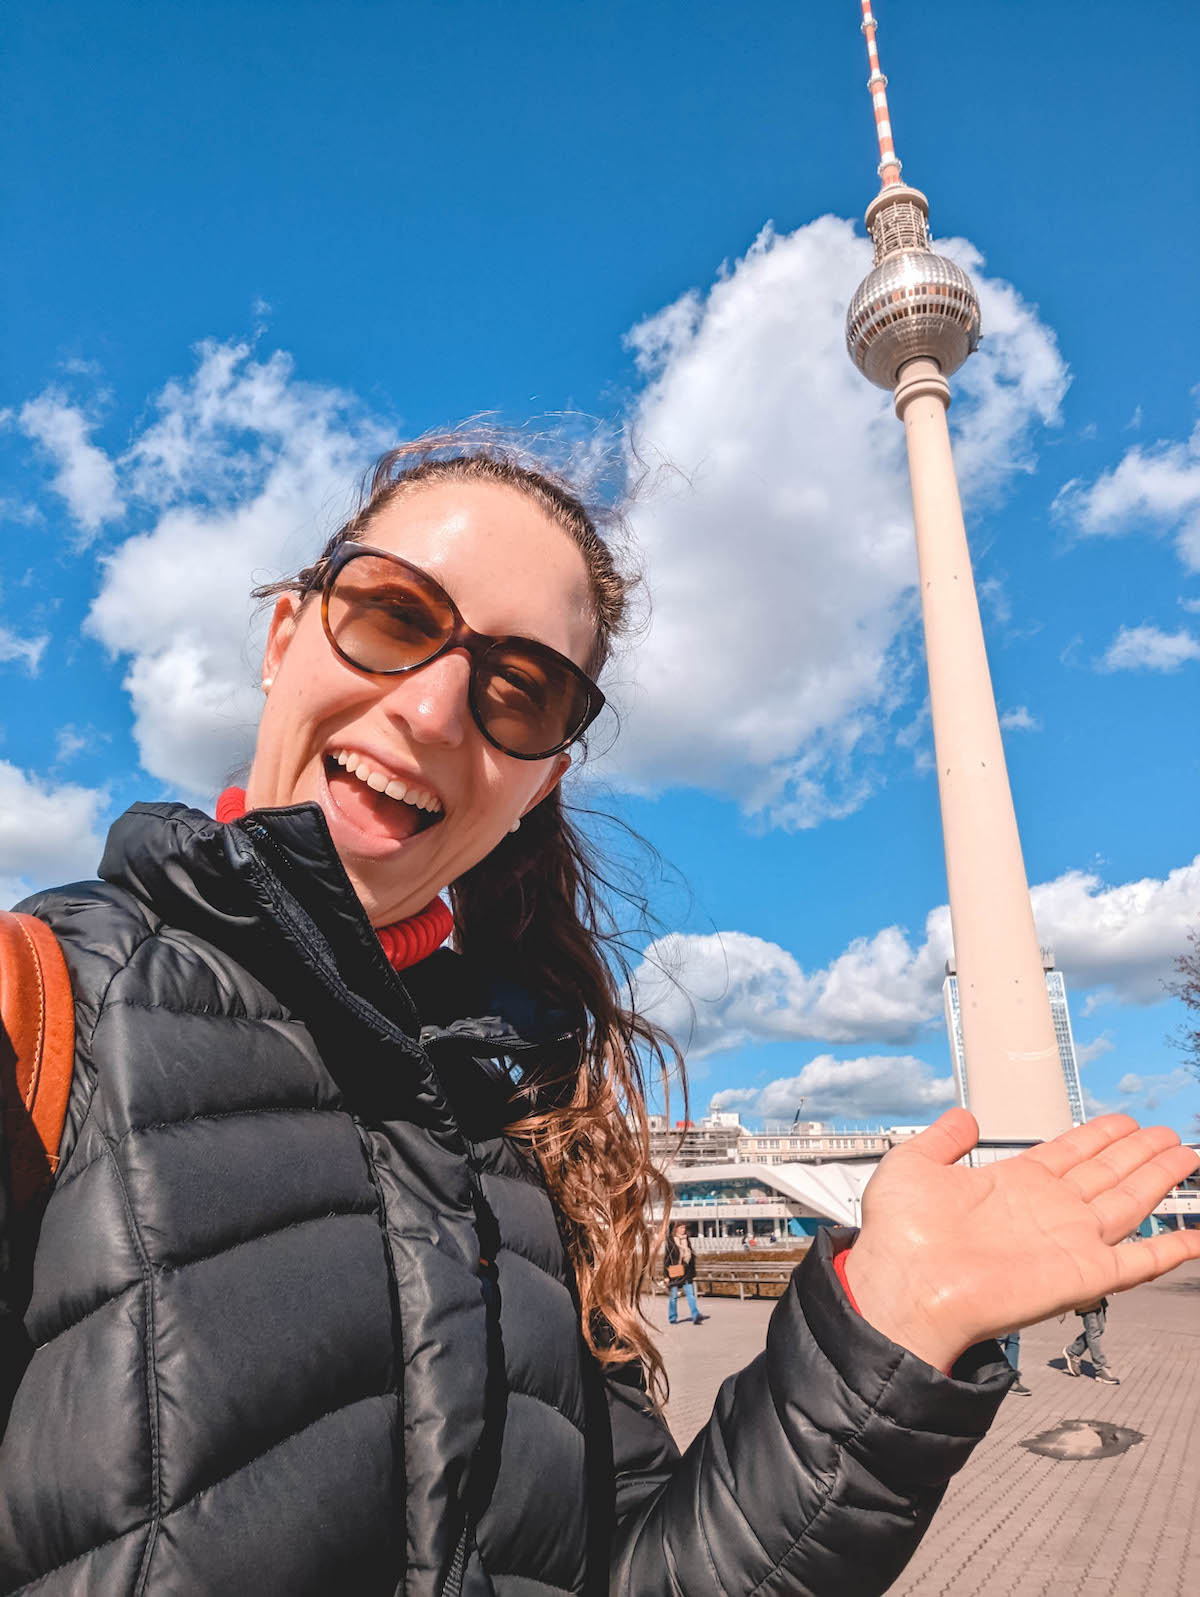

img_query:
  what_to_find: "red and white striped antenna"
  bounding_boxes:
[859,2,902,186]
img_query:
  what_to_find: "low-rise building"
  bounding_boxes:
[647,1111,922,1170]
[647,1112,743,1168]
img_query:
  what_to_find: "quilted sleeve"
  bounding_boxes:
[0,1124,35,1434]
[607,1227,1011,1597]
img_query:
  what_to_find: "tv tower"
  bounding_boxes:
[845,2,1073,1143]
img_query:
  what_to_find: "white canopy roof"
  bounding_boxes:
[668,1160,881,1228]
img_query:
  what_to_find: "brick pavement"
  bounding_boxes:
[650,1257,1200,1595]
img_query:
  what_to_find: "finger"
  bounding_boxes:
[1063,1124,1184,1203]
[901,1107,978,1166]
[1088,1146,1200,1243]
[1021,1113,1141,1178]
[1109,1228,1200,1293]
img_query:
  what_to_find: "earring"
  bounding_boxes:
[262,677,273,691]
[509,817,521,834]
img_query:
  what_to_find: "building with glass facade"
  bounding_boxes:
[943,947,1085,1126]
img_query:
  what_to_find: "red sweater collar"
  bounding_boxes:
[215,787,453,973]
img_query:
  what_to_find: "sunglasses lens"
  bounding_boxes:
[477,644,592,757]
[326,555,453,673]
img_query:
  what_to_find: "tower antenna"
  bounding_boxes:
[859,2,902,186]
[844,3,1073,1144]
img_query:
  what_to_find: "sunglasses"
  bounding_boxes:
[312,543,605,761]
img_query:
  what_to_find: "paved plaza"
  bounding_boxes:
[650,1257,1200,1594]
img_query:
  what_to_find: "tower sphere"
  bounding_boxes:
[846,250,981,391]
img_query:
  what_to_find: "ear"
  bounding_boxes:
[523,752,571,817]
[262,593,302,686]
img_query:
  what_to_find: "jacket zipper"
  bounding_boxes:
[441,1522,470,1597]
[241,817,535,1597]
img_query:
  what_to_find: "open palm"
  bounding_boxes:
[843,1109,1200,1372]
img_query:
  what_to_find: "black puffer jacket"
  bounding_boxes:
[662,1236,697,1285]
[0,802,1011,1595]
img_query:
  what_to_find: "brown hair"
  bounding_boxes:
[256,431,681,1397]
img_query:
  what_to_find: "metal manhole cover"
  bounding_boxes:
[1019,1420,1144,1461]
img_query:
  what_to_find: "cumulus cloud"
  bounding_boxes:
[1098,624,1200,673]
[710,1054,955,1123]
[17,389,124,538]
[606,218,1067,822]
[12,219,1064,816]
[634,921,950,1056]
[82,339,391,798]
[0,761,109,906]
[999,705,1040,731]
[1054,407,1200,572]
[632,855,1200,1055]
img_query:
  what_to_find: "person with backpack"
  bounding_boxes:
[1,436,1197,1596]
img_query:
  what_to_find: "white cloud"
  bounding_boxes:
[17,388,124,538]
[53,725,89,764]
[1054,408,1200,572]
[1180,597,1200,615]
[605,217,1067,822]
[0,761,108,906]
[632,856,1200,1055]
[710,1054,955,1124]
[1034,858,1200,1002]
[633,919,952,1056]
[0,625,48,674]
[1075,1033,1115,1068]
[52,722,110,768]
[978,576,1012,627]
[1115,1069,1193,1112]
[0,498,42,527]
[1099,623,1200,673]
[999,704,1040,731]
[82,339,392,799]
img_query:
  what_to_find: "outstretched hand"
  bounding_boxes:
[842,1109,1200,1373]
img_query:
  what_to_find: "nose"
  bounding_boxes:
[382,649,473,747]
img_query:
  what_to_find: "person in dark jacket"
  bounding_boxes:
[2,437,1198,1597]
[663,1221,705,1325]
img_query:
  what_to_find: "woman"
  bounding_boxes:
[1,438,1197,1597]
[663,1221,705,1326]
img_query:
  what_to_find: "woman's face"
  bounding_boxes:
[246,479,597,926]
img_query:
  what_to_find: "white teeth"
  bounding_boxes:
[331,750,442,815]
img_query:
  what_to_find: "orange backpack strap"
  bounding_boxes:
[0,911,76,1210]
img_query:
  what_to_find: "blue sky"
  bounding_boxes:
[3,0,1198,1136]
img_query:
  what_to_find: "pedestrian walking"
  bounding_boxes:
[663,1221,707,1325]
[1064,1296,1119,1384]
[1,432,1195,1594]
[998,1332,1031,1396]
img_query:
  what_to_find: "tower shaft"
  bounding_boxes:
[845,2,1073,1143]
[896,360,1071,1140]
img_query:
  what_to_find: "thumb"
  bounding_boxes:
[902,1107,979,1167]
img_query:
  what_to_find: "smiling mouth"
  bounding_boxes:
[322,752,445,844]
